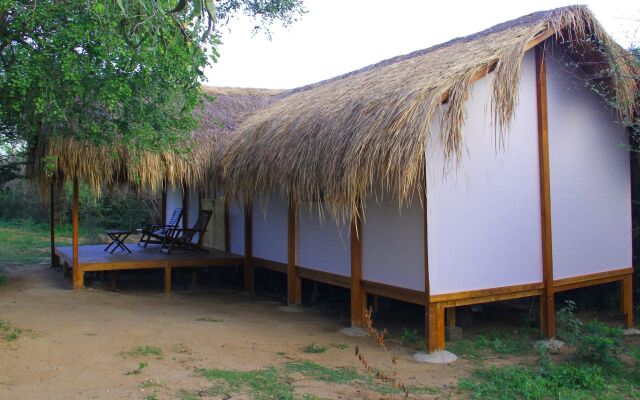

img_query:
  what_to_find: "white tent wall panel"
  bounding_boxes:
[229,202,245,255]
[426,49,543,296]
[166,184,183,226]
[297,204,351,277]
[546,43,631,280]
[361,192,425,292]
[252,193,288,263]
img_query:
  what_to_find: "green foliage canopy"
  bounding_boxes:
[0,0,304,165]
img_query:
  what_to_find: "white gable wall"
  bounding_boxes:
[546,43,631,279]
[297,204,351,277]
[252,193,288,263]
[361,192,425,292]
[426,49,543,296]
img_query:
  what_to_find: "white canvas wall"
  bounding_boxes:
[546,44,632,279]
[297,204,351,277]
[252,193,288,263]
[166,184,183,226]
[361,192,425,292]
[229,202,245,255]
[426,50,543,296]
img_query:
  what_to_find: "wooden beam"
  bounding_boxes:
[287,196,301,305]
[72,177,83,289]
[298,266,351,288]
[350,211,365,328]
[361,280,425,305]
[536,44,556,338]
[244,202,254,292]
[49,178,56,268]
[161,178,167,226]
[622,275,634,328]
[554,268,633,292]
[427,303,445,352]
[224,199,230,253]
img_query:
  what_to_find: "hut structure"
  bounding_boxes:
[41,6,637,352]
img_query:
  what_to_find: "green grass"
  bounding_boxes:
[125,362,148,375]
[122,345,162,358]
[283,360,362,384]
[0,319,30,342]
[330,342,348,350]
[0,218,97,272]
[301,343,328,354]
[458,359,640,400]
[447,329,536,359]
[197,366,294,400]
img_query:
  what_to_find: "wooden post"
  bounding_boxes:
[428,303,445,351]
[350,210,365,328]
[72,177,83,289]
[622,275,633,328]
[161,178,167,226]
[287,195,301,305]
[182,181,189,228]
[224,199,230,253]
[422,184,443,352]
[49,178,56,268]
[164,266,172,294]
[244,202,254,292]
[536,44,556,338]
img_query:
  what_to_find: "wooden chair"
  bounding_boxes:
[138,208,183,247]
[160,210,212,253]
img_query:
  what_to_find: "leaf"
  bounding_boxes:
[116,0,127,16]
[204,0,217,26]
[167,0,187,14]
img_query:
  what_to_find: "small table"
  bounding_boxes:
[104,230,132,254]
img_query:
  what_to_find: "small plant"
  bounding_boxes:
[122,345,162,358]
[302,343,328,354]
[355,308,409,399]
[284,360,362,384]
[125,362,148,375]
[143,394,157,400]
[400,328,421,348]
[330,342,348,350]
[556,300,583,344]
[576,321,624,367]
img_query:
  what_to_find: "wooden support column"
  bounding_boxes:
[536,44,556,338]
[350,210,365,328]
[622,275,634,328]
[422,184,443,352]
[244,202,254,292]
[161,178,167,226]
[164,265,172,294]
[182,181,189,228]
[72,177,83,289]
[49,178,56,268]
[224,199,230,253]
[287,196,301,305]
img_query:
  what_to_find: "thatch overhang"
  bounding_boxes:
[219,5,638,219]
[30,86,282,194]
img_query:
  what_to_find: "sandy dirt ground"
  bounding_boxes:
[0,267,479,399]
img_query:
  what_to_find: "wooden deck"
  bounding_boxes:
[55,244,244,292]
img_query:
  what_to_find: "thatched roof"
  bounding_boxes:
[31,86,281,193]
[219,5,638,218]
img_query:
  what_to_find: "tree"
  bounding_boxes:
[0,0,305,172]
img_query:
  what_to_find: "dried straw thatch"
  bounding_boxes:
[31,86,281,194]
[219,5,638,219]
